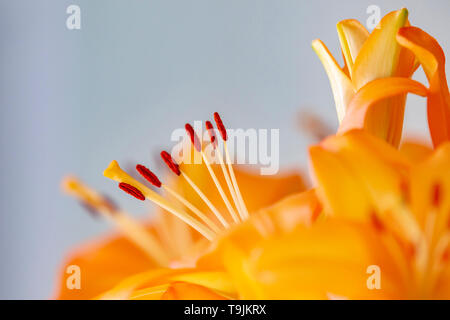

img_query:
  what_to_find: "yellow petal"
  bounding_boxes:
[397,26,450,147]
[336,19,369,77]
[312,39,355,122]
[352,8,408,89]
[247,219,407,299]
[310,131,424,244]
[309,144,372,220]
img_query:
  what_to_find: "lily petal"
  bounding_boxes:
[338,77,428,138]
[54,228,157,300]
[352,9,409,89]
[397,26,450,147]
[247,219,406,299]
[336,19,369,76]
[312,39,355,122]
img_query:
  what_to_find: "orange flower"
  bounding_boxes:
[312,9,420,146]
[94,9,450,300]
[105,131,450,299]
[56,7,450,300]
[307,131,450,298]
[55,114,305,299]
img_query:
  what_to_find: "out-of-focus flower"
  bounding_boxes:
[307,131,450,298]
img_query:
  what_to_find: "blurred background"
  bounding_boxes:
[0,0,448,299]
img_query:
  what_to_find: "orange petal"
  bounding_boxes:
[309,131,408,215]
[245,219,407,299]
[338,77,428,140]
[309,144,372,220]
[54,228,157,300]
[399,140,433,163]
[196,190,322,271]
[397,26,450,147]
[98,268,235,299]
[310,131,423,243]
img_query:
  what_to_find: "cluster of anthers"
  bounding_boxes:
[64,113,251,266]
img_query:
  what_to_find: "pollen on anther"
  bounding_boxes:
[213,112,227,141]
[185,123,202,152]
[118,182,146,201]
[161,151,181,176]
[136,164,162,188]
[205,121,217,148]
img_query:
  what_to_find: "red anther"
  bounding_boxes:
[213,112,227,141]
[185,123,202,152]
[205,121,217,148]
[118,182,145,201]
[432,183,442,208]
[161,151,181,176]
[136,164,162,188]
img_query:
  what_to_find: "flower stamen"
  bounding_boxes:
[214,112,249,220]
[136,164,221,234]
[62,176,169,266]
[104,160,215,241]
[161,150,229,229]
[206,120,243,221]
[186,123,239,224]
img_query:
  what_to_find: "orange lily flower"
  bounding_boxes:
[312,9,419,146]
[105,130,450,300]
[307,130,450,298]
[55,115,305,300]
[94,8,450,299]
[55,7,450,300]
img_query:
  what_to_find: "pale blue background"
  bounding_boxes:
[1,0,449,299]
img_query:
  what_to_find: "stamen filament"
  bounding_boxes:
[185,122,239,224]
[213,112,249,220]
[223,141,249,220]
[161,183,221,234]
[136,163,221,234]
[180,170,230,229]
[214,145,244,222]
[201,152,240,223]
